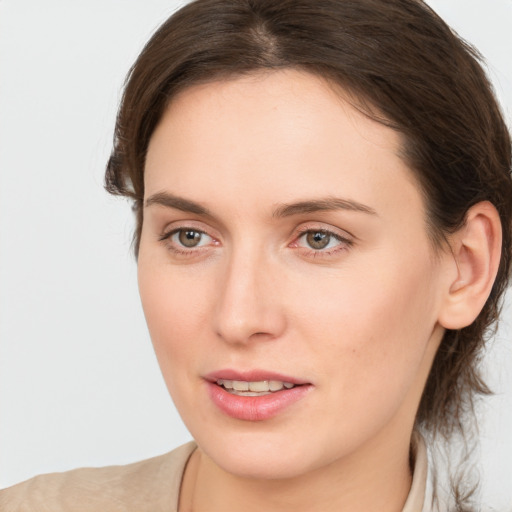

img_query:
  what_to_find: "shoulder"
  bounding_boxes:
[0,442,196,512]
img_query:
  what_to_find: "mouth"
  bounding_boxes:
[215,379,297,396]
[204,371,312,421]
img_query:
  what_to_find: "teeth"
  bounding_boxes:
[216,379,297,394]
[218,379,233,389]
[232,380,249,391]
[269,380,284,391]
[249,381,269,392]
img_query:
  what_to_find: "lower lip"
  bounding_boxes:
[206,381,312,421]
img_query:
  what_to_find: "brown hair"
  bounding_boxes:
[105,0,512,507]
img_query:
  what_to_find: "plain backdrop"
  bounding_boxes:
[1,0,511,509]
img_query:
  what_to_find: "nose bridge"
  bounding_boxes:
[214,241,284,345]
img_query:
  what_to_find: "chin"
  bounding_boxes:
[208,446,312,480]
[192,426,333,480]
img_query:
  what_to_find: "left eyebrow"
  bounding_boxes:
[144,192,212,217]
[272,197,378,218]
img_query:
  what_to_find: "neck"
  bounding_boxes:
[179,426,414,512]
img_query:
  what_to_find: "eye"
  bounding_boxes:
[293,228,352,255]
[161,228,213,249]
[302,231,335,250]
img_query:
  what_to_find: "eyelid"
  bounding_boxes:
[291,222,355,242]
[289,222,355,257]
[159,226,209,242]
[160,227,213,246]
[158,219,221,240]
[158,221,221,258]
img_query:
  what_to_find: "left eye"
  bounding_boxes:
[169,229,212,248]
[297,230,344,251]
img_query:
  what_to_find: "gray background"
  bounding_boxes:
[1,0,511,509]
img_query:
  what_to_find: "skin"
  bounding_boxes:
[138,69,458,512]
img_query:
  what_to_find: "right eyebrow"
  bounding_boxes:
[144,192,211,216]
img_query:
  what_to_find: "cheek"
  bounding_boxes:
[293,251,440,406]
[137,261,217,429]
[137,256,214,378]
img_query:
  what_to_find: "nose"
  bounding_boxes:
[213,247,286,346]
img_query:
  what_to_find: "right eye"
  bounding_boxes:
[160,228,214,252]
[173,229,211,248]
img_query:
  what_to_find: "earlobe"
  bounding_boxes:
[438,201,502,330]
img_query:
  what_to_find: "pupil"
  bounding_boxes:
[307,231,330,249]
[179,230,201,247]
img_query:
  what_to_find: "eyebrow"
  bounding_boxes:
[145,192,212,216]
[272,197,377,218]
[145,192,377,218]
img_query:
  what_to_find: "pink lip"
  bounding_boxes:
[204,369,309,385]
[203,369,313,421]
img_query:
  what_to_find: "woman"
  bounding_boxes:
[1,0,511,510]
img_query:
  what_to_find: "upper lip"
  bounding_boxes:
[203,369,310,385]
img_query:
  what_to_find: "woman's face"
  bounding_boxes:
[138,70,450,479]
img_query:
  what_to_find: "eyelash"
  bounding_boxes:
[159,228,215,258]
[158,226,353,259]
[293,227,353,258]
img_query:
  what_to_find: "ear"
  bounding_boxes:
[438,201,502,330]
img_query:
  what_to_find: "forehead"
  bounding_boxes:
[150,69,403,161]
[144,69,423,220]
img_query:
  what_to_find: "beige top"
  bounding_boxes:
[0,437,428,512]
